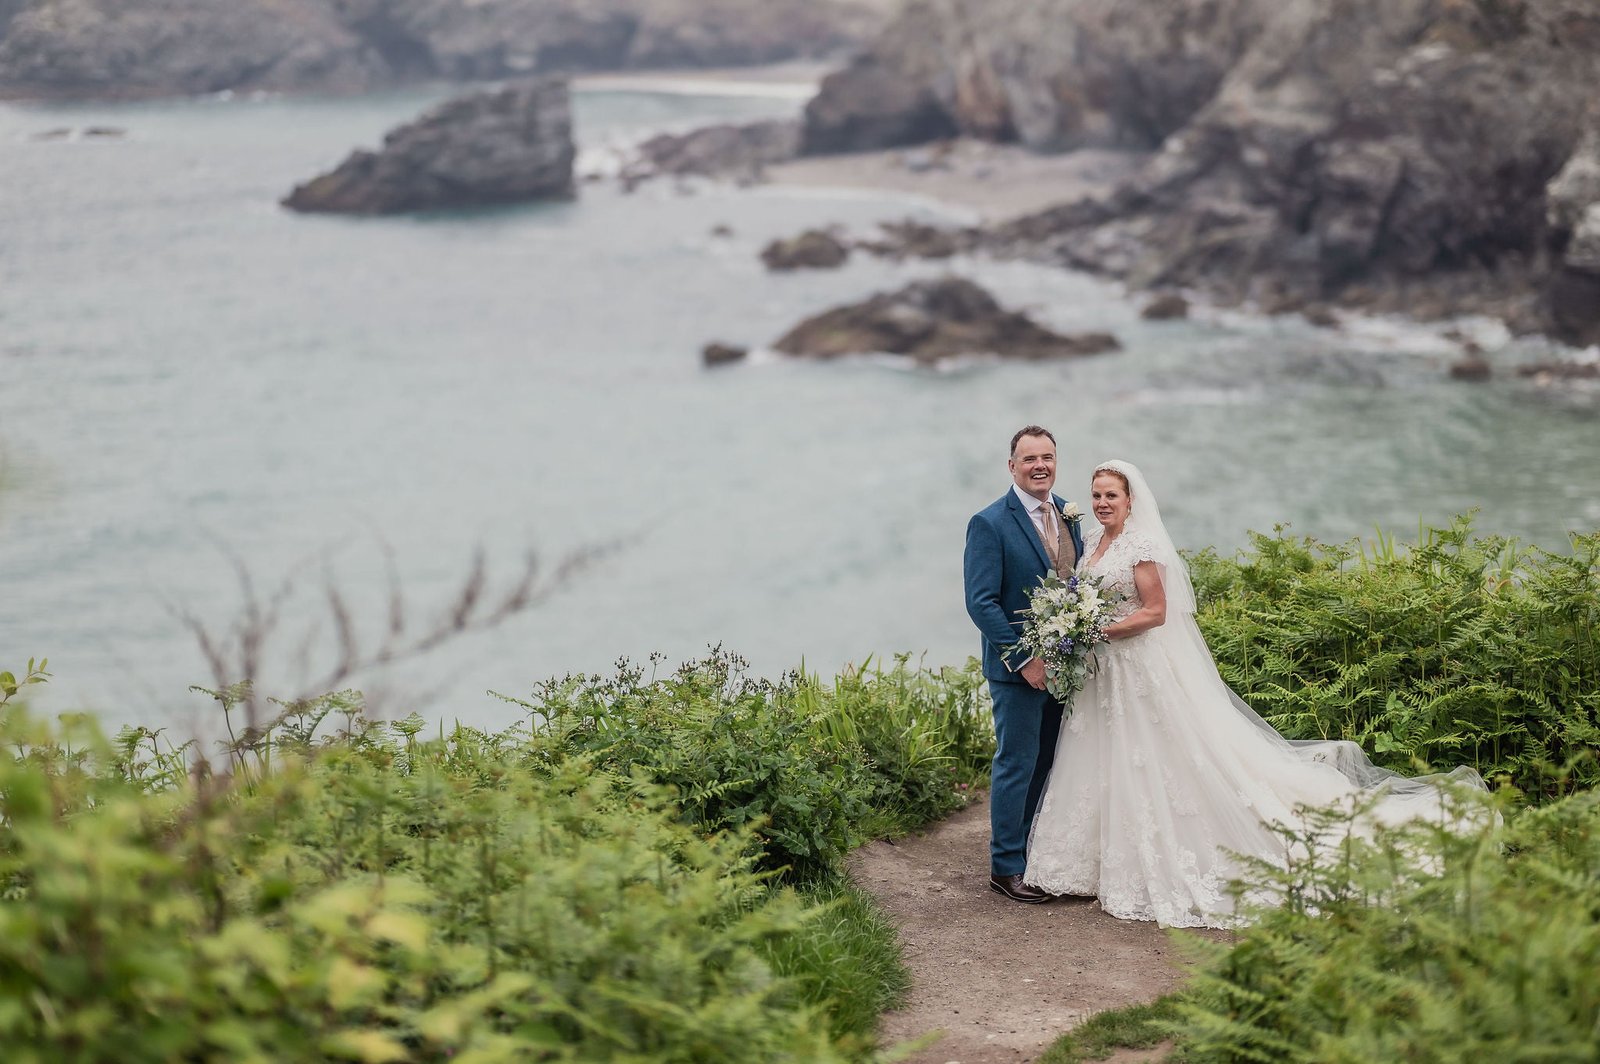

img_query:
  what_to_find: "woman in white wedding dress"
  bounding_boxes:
[1022,460,1487,929]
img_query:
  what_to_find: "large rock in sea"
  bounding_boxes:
[772,276,1119,364]
[283,80,575,214]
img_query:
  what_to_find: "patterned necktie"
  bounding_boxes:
[1038,504,1061,572]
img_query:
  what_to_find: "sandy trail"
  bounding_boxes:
[849,794,1222,1063]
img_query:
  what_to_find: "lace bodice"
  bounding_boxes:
[1079,528,1161,623]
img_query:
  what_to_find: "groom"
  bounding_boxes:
[963,425,1083,903]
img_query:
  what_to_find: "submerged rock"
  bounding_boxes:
[772,276,1119,364]
[283,80,574,215]
[1140,293,1189,321]
[1449,356,1493,382]
[857,219,978,260]
[701,342,748,367]
[760,229,850,271]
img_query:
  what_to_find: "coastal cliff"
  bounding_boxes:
[0,0,893,99]
[806,0,1600,346]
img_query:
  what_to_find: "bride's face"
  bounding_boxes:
[1090,473,1131,530]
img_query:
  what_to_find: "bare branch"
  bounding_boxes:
[170,534,616,722]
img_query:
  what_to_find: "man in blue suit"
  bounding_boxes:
[963,425,1084,903]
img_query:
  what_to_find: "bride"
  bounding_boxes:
[1022,460,1488,928]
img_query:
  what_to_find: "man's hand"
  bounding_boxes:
[1019,657,1047,690]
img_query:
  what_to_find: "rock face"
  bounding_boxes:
[0,0,893,99]
[0,0,384,97]
[1546,112,1600,347]
[802,52,959,154]
[283,80,574,214]
[803,0,1276,155]
[808,0,1600,346]
[772,276,1119,363]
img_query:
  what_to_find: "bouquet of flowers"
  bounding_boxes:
[1010,570,1120,704]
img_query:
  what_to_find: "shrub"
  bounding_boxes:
[785,654,994,836]
[0,708,855,1063]
[501,651,994,882]
[1173,788,1600,1063]
[1190,517,1600,799]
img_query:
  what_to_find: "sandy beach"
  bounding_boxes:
[767,139,1147,224]
[578,63,1148,224]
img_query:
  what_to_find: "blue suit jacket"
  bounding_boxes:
[964,489,1086,684]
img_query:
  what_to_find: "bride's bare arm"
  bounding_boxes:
[1105,560,1167,639]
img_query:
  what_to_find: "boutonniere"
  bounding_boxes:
[1059,501,1083,524]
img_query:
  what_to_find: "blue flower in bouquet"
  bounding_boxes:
[1010,569,1121,707]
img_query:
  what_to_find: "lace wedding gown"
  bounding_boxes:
[1023,506,1485,929]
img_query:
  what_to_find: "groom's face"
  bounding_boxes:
[1009,435,1056,500]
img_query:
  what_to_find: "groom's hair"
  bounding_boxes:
[1010,425,1055,455]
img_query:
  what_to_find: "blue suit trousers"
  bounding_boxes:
[988,678,1063,876]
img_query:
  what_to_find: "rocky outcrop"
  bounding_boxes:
[802,53,958,154]
[798,0,1600,346]
[0,0,893,99]
[701,341,748,366]
[1140,293,1189,321]
[772,276,1119,363]
[282,79,574,214]
[627,118,800,182]
[760,229,851,270]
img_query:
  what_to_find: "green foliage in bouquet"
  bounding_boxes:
[1188,517,1600,800]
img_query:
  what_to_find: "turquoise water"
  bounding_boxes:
[3,83,1597,733]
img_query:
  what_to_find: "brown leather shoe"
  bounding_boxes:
[989,873,1053,904]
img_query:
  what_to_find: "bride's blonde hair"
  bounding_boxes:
[1092,466,1131,494]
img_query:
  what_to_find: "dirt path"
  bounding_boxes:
[848,794,1222,1063]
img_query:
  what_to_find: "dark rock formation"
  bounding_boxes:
[0,0,891,100]
[1449,356,1493,382]
[701,341,748,366]
[1140,293,1189,321]
[857,219,976,260]
[772,276,1119,363]
[760,229,850,271]
[801,52,959,154]
[283,80,574,214]
[628,118,800,182]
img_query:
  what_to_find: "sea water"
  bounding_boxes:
[2,81,1597,733]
